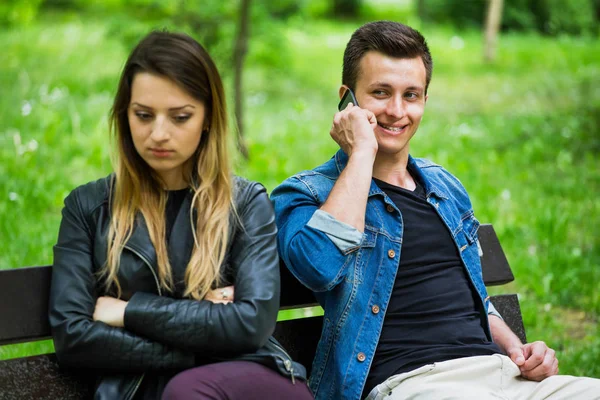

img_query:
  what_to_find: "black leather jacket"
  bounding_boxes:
[49,175,305,399]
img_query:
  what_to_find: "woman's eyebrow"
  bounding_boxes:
[130,102,196,110]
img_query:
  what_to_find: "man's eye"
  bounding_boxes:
[173,115,191,123]
[405,92,418,100]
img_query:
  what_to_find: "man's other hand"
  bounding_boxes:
[507,341,559,381]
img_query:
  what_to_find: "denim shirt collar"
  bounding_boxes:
[333,149,449,200]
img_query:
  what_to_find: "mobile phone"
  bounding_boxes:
[338,88,359,111]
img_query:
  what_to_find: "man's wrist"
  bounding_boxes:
[348,147,377,163]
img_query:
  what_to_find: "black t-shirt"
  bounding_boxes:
[165,188,189,243]
[363,177,501,398]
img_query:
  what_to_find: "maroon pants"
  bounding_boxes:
[162,361,314,400]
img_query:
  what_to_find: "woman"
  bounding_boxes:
[49,31,312,400]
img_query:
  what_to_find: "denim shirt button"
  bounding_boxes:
[357,352,366,362]
[387,249,395,258]
[386,204,394,212]
[371,305,380,314]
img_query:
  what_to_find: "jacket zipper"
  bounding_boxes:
[267,338,296,384]
[122,245,164,398]
[126,374,145,400]
[124,245,162,295]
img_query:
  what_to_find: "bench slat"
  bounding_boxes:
[0,266,52,345]
[489,293,527,344]
[273,315,324,378]
[279,262,318,310]
[0,353,93,399]
[479,224,514,286]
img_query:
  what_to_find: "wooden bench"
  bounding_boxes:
[0,224,525,399]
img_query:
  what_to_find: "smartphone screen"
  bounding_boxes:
[338,88,359,111]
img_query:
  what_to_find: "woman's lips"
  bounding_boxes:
[150,148,173,158]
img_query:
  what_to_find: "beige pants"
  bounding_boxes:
[365,355,600,400]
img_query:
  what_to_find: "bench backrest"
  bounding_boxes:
[0,224,525,398]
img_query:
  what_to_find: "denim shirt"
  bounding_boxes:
[271,150,502,400]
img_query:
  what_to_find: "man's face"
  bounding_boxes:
[351,51,428,158]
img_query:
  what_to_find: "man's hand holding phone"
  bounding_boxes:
[331,88,378,157]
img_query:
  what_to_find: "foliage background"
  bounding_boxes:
[1,0,598,378]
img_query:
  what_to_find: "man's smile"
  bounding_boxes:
[377,122,407,133]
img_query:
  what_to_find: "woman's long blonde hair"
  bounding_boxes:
[104,31,232,300]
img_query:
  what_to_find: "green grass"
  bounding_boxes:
[1,11,598,378]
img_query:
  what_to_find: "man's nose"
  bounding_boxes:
[386,96,405,119]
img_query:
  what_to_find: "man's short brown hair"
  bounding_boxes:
[342,21,433,93]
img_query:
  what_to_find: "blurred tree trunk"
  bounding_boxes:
[234,0,250,159]
[484,0,504,62]
[416,0,426,21]
[332,0,362,18]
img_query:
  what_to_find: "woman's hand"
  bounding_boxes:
[204,285,235,304]
[93,296,127,327]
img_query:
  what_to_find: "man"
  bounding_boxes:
[271,21,600,400]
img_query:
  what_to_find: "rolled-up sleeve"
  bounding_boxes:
[272,177,359,292]
[487,300,503,320]
[307,210,363,252]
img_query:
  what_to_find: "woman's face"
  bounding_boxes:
[128,72,207,190]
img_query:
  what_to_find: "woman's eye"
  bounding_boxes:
[135,112,152,121]
[173,114,191,123]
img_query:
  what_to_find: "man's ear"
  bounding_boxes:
[339,85,349,100]
[425,94,429,104]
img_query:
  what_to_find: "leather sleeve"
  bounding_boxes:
[49,183,195,371]
[123,182,280,354]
